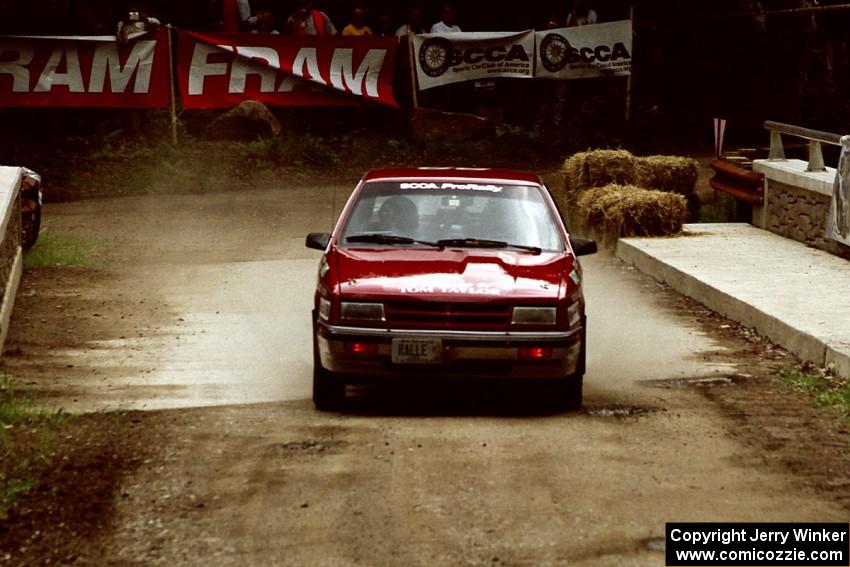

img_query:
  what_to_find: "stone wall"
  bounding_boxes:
[753,158,850,261]
[0,167,22,357]
[0,197,21,305]
[766,179,850,260]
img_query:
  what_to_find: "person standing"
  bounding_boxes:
[254,11,279,34]
[396,6,425,36]
[116,2,161,44]
[375,11,395,37]
[430,4,461,33]
[286,0,337,36]
[223,0,258,31]
[236,0,257,31]
[566,0,597,27]
[342,7,373,36]
[533,13,568,136]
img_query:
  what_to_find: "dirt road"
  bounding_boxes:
[3,185,849,565]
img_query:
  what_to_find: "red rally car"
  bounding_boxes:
[306,168,597,410]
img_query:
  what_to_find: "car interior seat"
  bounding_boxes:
[480,198,520,242]
[377,196,420,236]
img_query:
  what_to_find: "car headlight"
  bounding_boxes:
[319,298,331,321]
[341,302,386,322]
[511,306,557,325]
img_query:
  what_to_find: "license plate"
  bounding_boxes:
[391,338,442,364]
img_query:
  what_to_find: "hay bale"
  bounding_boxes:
[577,184,687,238]
[635,155,699,196]
[561,153,585,197]
[561,149,638,202]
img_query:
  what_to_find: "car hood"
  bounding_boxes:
[333,247,570,302]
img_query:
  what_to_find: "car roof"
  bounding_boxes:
[362,167,543,185]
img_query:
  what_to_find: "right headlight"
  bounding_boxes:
[567,302,582,328]
[511,306,557,325]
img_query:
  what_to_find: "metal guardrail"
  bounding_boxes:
[764,120,844,172]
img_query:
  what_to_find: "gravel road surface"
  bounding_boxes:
[3,185,848,566]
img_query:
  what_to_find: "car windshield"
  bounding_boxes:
[339,181,565,252]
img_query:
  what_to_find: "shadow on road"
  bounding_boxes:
[331,380,586,418]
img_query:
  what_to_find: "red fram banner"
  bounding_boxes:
[177,31,398,109]
[0,31,171,108]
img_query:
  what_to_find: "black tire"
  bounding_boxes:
[558,373,584,412]
[556,334,586,411]
[419,37,453,77]
[312,329,345,411]
[540,33,571,73]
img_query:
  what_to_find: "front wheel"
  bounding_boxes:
[556,373,583,412]
[313,365,345,411]
[556,338,586,411]
[312,331,345,411]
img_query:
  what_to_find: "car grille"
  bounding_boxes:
[385,301,511,326]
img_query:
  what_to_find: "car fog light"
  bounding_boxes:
[346,342,379,355]
[519,347,552,359]
[512,306,557,325]
[341,302,386,322]
[319,298,331,321]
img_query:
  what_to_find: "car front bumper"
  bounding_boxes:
[316,321,583,381]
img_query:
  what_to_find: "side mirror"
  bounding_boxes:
[571,238,598,257]
[306,232,331,251]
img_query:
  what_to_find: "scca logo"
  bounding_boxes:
[448,45,529,67]
[419,38,529,77]
[539,33,630,72]
[400,182,439,189]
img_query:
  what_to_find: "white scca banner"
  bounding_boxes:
[827,136,850,246]
[413,31,534,90]
[535,20,632,80]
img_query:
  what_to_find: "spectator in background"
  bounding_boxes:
[376,11,395,36]
[255,11,279,34]
[237,0,258,31]
[116,2,161,44]
[287,1,337,35]
[342,6,373,36]
[396,6,425,36]
[533,12,568,136]
[223,0,259,31]
[566,0,597,27]
[431,4,461,33]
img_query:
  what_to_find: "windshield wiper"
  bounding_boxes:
[436,238,542,255]
[346,234,441,247]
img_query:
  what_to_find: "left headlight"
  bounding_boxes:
[319,298,332,321]
[341,302,386,322]
[511,306,557,325]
